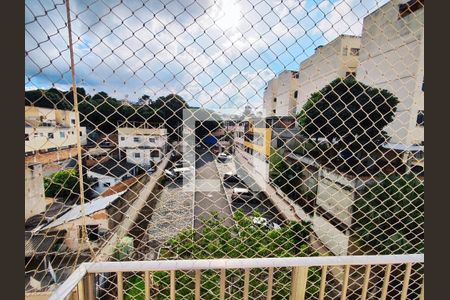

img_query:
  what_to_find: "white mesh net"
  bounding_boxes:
[25,0,424,299]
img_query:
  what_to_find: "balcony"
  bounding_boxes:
[49,254,423,300]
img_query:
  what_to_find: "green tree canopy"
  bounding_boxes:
[124,211,321,300]
[26,88,189,139]
[297,77,399,158]
[352,173,424,255]
[44,169,79,199]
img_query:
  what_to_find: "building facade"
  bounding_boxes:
[25,106,87,155]
[356,0,424,146]
[118,126,168,167]
[263,70,299,117]
[25,164,46,220]
[297,35,361,112]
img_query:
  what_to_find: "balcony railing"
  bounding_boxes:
[49,254,423,300]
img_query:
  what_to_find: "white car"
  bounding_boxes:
[165,166,194,179]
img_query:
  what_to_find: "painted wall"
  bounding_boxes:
[297,35,361,112]
[25,164,46,220]
[356,0,424,145]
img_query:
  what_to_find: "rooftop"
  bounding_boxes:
[89,158,143,178]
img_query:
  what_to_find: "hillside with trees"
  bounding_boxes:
[25,88,189,141]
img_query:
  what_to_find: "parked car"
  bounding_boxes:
[217,152,231,162]
[175,159,191,168]
[164,166,194,180]
[231,187,256,202]
[223,172,240,184]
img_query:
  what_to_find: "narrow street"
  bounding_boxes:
[194,147,233,229]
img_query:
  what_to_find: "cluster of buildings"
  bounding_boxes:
[232,0,424,259]
[262,0,424,150]
[25,109,170,291]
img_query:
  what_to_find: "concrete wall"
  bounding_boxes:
[25,164,46,220]
[356,0,424,145]
[297,35,361,112]
[118,129,168,149]
[263,79,278,117]
[125,148,163,166]
[25,106,87,153]
[86,170,120,195]
[52,210,110,251]
[275,71,299,116]
[263,71,298,117]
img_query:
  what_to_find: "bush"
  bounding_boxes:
[352,174,424,254]
[124,211,322,299]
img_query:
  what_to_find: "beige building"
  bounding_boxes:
[25,106,87,154]
[356,0,424,146]
[297,35,361,112]
[118,125,168,167]
[263,70,299,117]
[25,164,46,220]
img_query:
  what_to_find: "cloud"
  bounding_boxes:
[25,0,388,109]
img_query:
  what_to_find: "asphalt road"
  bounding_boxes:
[194,147,233,229]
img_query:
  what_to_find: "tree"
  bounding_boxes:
[124,211,321,300]
[352,173,424,255]
[44,169,80,199]
[269,147,287,186]
[27,88,190,136]
[297,77,399,165]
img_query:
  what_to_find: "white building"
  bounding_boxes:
[87,159,141,195]
[263,70,299,117]
[356,0,424,146]
[25,106,87,155]
[25,164,46,220]
[118,126,168,167]
[297,35,361,112]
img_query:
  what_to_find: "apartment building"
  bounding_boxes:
[118,125,168,167]
[263,70,299,117]
[297,35,361,112]
[25,106,87,155]
[356,0,424,147]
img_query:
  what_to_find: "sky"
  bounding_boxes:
[25,0,389,115]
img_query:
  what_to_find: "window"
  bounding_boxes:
[48,132,54,139]
[272,109,276,113]
[80,131,83,136]
[350,48,360,56]
[416,110,424,126]
[342,46,348,56]
[60,132,65,138]
[71,119,76,124]
[134,152,141,158]
[150,150,160,157]
[121,137,125,141]
[399,0,424,19]
[133,137,140,143]
[294,91,298,99]
[293,72,299,79]
[273,97,277,102]
[80,225,99,242]
[149,137,156,143]
[25,134,29,141]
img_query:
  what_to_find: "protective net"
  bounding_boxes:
[25,0,424,299]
